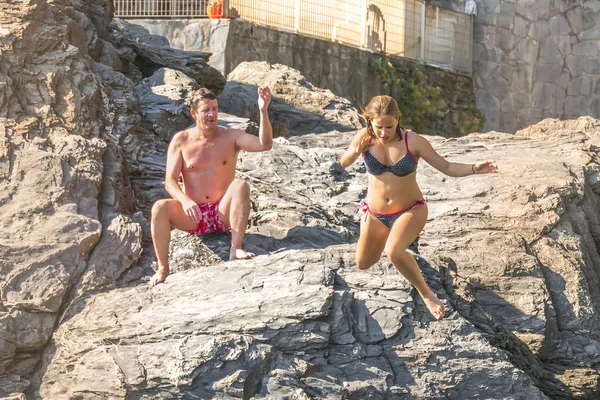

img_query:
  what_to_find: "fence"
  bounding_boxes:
[114,0,473,75]
[114,0,209,18]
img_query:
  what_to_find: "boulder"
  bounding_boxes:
[218,61,364,135]
[0,1,143,396]
[110,18,226,92]
[135,68,199,142]
[36,246,549,400]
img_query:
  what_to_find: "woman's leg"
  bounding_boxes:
[384,203,445,319]
[356,212,389,270]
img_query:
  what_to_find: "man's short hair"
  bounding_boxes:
[187,88,217,110]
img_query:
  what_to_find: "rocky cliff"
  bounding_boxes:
[0,1,599,399]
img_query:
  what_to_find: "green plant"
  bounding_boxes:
[368,57,399,94]
[369,57,486,136]
[456,107,486,135]
[470,106,486,132]
[394,67,449,133]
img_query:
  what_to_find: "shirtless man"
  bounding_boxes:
[150,87,273,286]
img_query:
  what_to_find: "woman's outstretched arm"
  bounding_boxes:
[412,132,498,177]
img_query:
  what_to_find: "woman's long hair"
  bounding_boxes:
[363,95,403,140]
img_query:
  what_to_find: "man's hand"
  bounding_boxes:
[151,268,169,286]
[182,198,201,223]
[258,86,272,112]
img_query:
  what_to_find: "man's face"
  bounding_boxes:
[192,98,218,130]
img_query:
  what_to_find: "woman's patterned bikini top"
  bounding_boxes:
[363,130,418,177]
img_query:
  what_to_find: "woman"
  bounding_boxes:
[340,96,497,319]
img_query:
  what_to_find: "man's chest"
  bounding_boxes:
[182,139,236,171]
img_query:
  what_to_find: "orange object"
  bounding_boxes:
[206,0,223,19]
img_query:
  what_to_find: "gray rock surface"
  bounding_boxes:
[135,68,199,142]
[2,0,600,397]
[35,247,549,400]
[33,116,600,398]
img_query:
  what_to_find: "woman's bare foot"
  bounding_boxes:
[230,248,255,260]
[422,292,446,320]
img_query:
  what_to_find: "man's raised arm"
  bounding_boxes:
[235,86,273,152]
[257,86,273,149]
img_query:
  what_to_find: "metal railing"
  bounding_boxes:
[114,0,209,17]
[115,0,473,75]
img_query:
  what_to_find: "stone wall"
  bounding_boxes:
[472,0,600,132]
[402,0,600,134]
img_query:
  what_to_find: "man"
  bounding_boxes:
[150,86,273,286]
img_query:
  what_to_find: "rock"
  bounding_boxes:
[135,68,199,142]
[111,19,170,48]
[0,1,150,397]
[0,313,16,375]
[110,18,226,93]
[32,117,600,398]
[515,115,600,139]
[2,0,600,396]
[76,213,143,294]
[35,247,549,399]
[218,61,364,135]
[96,38,122,70]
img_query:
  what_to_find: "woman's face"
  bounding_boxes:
[371,115,398,142]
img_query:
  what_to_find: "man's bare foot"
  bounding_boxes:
[150,268,169,286]
[422,293,446,320]
[230,248,255,260]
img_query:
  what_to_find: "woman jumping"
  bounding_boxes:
[340,95,497,319]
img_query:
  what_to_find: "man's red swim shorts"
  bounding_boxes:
[187,200,230,235]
